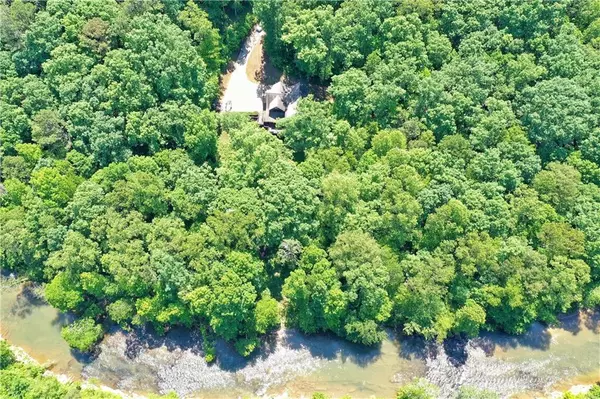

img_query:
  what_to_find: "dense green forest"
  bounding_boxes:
[1,0,600,356]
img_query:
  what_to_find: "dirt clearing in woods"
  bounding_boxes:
[219,26,264,113]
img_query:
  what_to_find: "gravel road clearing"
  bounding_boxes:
[220,26,265,113]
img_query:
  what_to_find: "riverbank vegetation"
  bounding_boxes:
[1,0,599,357]
[0,339,121,398]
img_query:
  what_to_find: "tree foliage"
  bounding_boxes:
[1,0,599,359]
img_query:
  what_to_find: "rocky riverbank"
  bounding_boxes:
[0,334,142,399]
[1,281,598,398]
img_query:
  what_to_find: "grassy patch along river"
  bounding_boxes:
[1,282,598,398]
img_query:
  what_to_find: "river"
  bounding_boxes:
[1,283,598,398]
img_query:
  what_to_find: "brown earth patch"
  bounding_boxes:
[245,38,263,83]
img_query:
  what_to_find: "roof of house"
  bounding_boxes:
[268,95,286,112]
[265,82,285,95]
[259,81,305,125]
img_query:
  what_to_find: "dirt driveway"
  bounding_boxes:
[220,26,265,113]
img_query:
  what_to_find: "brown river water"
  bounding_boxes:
[1,282,598,398]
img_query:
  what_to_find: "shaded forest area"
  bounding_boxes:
[1,0,600,358]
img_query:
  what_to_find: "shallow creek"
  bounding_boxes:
[1,283,598,398]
